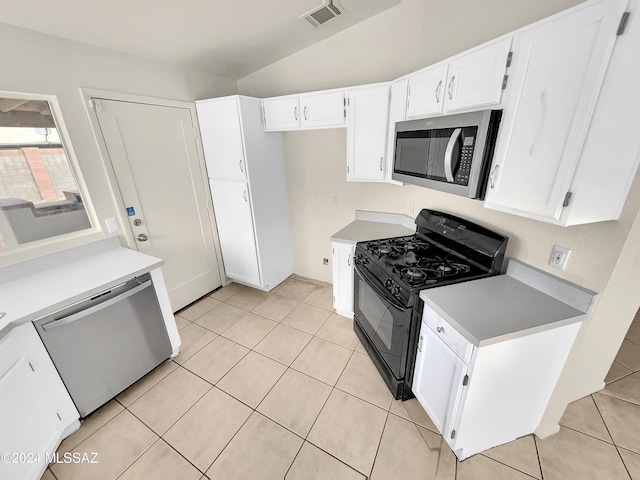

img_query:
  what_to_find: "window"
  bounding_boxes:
[0,94,93,250]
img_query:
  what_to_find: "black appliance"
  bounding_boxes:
[392,110,502,199]
[353,209,508,400]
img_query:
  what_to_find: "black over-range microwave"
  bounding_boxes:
[392,110,502,199]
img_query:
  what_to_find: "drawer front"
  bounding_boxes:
[422,305,474,363]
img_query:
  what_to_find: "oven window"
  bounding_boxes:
[354,270,408,378]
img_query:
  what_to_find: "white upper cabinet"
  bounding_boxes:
[262,96,301,131]
[484,0,629,223]
[262,89,346,131]
[196,97,247,181]
[346,83,390,182]
[444,38,512,113]
[301,90,346,129]
[406,64,449,119]
[406,38,512,120]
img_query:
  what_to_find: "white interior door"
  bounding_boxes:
[94,98,222,311]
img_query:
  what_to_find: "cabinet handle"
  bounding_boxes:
[294,106,298,121]
[304,106,308,121]
[489,164,500,189]
[418,335,424,352]
[435,80,442,103]
[437,326,445,334]
[243,190,248,202]
[347,255,351,267]
[239,160,244,173]
[447,75,455,100]
[379,157,383,172]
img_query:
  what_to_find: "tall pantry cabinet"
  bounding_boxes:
[196,96,293,291]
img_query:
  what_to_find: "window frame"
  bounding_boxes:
[0,90,102,263]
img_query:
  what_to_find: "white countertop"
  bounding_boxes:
[331,210,416,244]
[420,259,597,347]
[0,237,163,333]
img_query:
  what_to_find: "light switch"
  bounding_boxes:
[105,217,119,233]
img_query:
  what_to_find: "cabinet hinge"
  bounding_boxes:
[463,374,469,386]
[344,109,346,118]
[28,362,35,372]
[347,166,350,174]
[501,75,509,90]
[506,51,513,68]
[450,429,456,439]
[563,191,573,207]
[617,12,630,35]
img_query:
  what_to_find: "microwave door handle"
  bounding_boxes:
[444,128,462,183]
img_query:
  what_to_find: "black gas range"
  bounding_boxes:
[352,209,508,400]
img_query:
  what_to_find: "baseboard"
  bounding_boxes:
[568,381,606,403]
[534,423,561,439]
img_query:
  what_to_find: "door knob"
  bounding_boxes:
[137,234,148,242]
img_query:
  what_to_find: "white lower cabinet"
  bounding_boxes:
[413,303,582,460]
[413,322,469,436]
[209,180,261,287]
[0,323,79,480]
[332,241,355,318]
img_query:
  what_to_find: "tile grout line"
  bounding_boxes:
[368,409,391,478]
[478,449,543,480]
[532,433,545,480]
[113,437,164,480]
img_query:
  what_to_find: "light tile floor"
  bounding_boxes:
[47,277,640,479]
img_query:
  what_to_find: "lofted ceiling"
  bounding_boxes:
[0,0,400,79]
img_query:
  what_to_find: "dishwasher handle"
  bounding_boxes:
[41,280,153,332]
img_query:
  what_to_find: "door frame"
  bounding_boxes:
[80,87,227,288]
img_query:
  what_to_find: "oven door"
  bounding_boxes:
[353,263,411,381]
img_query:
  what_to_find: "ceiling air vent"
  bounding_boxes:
[303,1,342,27]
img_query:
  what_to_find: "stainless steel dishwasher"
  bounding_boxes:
[33,273,172,417]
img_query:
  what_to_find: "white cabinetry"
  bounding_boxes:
[414,298,583,460]
[331,241,355,318]
[406,38,512,119]
[484,0,630,224]
[413,320,469,436]
[346,83,390,182]
[0,323,79,480]
[197,96,293,291]
[262,90,346,131]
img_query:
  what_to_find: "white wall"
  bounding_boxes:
[0,22,237,265]
[237,0,640,430]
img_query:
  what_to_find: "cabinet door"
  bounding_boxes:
[332,242,354,318]
[210,180,261,287]
[444,37,512,113]
[300,91,346,129]
[406,64,448,119]
[484,0,628,221]
[385,79,408,183]
[263,97,301,131]
[413,321,468,443]
[346,84,390,182]
[196,98,247,181]
[0,326,71,480]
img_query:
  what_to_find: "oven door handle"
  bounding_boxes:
[354,263,406,311]
[444,127,461,183]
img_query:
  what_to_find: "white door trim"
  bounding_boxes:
[79,87,227,288]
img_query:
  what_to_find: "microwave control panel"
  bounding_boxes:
[454,135,475,186]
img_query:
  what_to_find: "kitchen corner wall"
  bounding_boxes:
[237,0,640,423]
[0,22,238,266]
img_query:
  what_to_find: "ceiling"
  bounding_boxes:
[0,0,400,79]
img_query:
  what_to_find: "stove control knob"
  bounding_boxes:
[384,279,393,289]
[391,286,401,297]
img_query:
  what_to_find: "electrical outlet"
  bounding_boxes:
[323,258,329,265]
[104,217,119,233]
[549,246,571,270]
